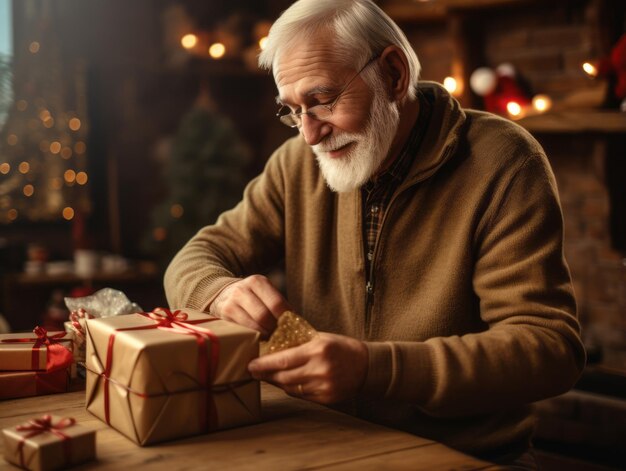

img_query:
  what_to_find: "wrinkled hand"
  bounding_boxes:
[210,275,291,338]
[248,332,368,405]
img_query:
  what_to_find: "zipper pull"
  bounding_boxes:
[365,281,374,304]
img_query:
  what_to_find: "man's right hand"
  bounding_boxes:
[209,274,291,338]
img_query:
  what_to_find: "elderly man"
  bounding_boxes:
[165,0,585,466]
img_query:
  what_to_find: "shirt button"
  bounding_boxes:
[370,205,379,214]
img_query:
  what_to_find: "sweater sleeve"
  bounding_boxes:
[163,143,288,311]
[364,152,586,417]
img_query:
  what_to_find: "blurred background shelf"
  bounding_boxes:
[518,110,626,134]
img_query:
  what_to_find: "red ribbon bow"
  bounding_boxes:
[102,308,220,432]
[15,415,75,468]
[1,326,74,371]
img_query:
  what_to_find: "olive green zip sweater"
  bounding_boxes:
[164,82,585,455]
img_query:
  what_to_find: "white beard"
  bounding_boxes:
[312,79,400,193]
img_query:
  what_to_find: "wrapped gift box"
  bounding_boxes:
[84,308,261,445]
[2,415,96,471]
[0,330,73,371]
[0,369,70,400]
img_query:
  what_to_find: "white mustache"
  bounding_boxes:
[312,133,359,154]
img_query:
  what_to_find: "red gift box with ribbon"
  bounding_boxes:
[0,327,74,371]
[84,308,261,445]
[2,414,96,471]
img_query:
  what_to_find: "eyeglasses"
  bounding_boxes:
[276,55,380,129]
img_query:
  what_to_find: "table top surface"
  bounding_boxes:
[0,383,500,470]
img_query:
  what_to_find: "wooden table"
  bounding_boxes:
[0,383,499,470]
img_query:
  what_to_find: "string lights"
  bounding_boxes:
[0,25,90,224]
[175,16,271,69]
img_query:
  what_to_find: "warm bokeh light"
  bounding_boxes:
[64,169,76,183]
[18,162,30,174]
[181,34,198,49]
[582,62,598,77]
[7,134,17,146]
[23,184,34,197]
[153,227,167,241]
[69,117,81,131]
[209,42,226,59]
[0,163,10,174]
[62,207,75,220]
[49,177,63,190]
[443,76,458,95]
[259,36,268,50]
[170,204,184,218]
[74,141,86,154]
[43,117,54,128]
[7,209,18,221]
[506,101,522,117]
[39,109,51,121]
[17,100,28,111]
[61,147,73,159]
[532,94,552,113]
[29,41,40,54]
[76,171,88,185]
[50,141,62,154]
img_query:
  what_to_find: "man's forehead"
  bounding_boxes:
[273,41,353,101]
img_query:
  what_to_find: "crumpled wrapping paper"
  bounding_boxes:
[64,287,142,318]
[64,288,142,363]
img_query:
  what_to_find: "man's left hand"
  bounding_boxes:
[248,332,368,404]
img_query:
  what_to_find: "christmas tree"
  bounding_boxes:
[145,88,252,267]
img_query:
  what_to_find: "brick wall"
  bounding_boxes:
[397,1,626,368]
[482,2,601,100]
[540,136,626,369]
[481,2,626,367]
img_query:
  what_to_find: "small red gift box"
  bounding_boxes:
[2,414,96,471]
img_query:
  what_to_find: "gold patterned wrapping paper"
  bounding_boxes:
[84,309,261,445]
[2,415,96,471]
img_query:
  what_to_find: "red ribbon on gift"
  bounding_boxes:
[70,308,94,338]
[15,415,75,468]
[1,326,74,371]
[101,308,220,432]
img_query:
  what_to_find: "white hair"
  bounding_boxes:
[258,0,420,100]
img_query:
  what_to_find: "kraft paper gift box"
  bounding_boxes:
[84,308,261,445]
[0,329,74,371]
[2,415,96,471]
[0,369,70,400]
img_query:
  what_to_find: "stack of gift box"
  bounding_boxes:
[2,294,262,469]
[0,327,75,400]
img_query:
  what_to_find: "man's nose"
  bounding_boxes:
[300,114,331,146]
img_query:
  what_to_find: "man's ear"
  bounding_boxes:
[378,45,411,102]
